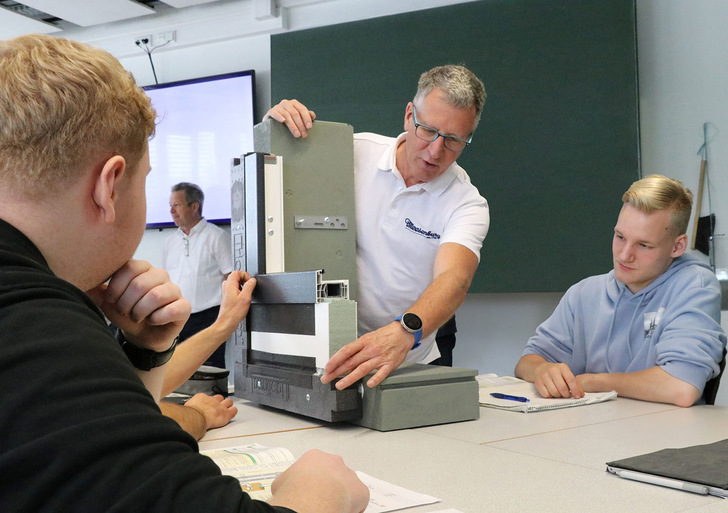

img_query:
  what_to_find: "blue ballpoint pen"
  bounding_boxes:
[490,393,530,403]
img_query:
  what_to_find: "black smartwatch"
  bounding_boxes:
[116,328,178,371]
[395,312,423,349]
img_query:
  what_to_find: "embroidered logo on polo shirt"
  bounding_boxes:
[404,218,440,239]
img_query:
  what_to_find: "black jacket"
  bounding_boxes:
[0,218,294,513]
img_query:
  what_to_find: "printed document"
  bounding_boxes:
[202,443,440,512]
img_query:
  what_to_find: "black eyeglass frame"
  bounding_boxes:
[411,105,473,153]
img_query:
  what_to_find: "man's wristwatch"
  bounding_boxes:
[395,312,423,349]
[115,328,178,371]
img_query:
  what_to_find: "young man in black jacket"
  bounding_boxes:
[0,33,367,513]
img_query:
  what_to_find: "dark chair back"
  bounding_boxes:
[702,347,727,405]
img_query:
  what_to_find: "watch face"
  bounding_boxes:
[402,312,422,331]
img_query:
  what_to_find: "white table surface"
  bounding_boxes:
[417,396,681,444]
[198,396,728,512]
[199,398,325,442]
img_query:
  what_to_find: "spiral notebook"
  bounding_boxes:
[478,380,617,413]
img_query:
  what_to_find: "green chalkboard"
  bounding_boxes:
[271,0,639,292]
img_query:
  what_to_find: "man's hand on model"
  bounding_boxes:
[264,99,316,138]
[321,322,415,390]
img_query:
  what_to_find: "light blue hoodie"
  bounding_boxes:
[523,254,726,393]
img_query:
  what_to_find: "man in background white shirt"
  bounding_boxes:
[163,182,232,368]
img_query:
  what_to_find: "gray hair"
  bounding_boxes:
[171,182,204,216]
[412,65,487,129]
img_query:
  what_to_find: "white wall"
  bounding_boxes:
[62,0,728,405]
[637,1,728,269]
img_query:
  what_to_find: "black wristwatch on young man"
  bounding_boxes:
[115,328,178,371]
[395,312,423,349]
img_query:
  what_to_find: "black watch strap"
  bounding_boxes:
[116,328,178,371]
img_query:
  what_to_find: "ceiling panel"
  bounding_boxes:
[0,6,60,38]
[19,0,154,27]
[157,0,220,7]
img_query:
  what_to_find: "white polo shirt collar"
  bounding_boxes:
[179,217,206,239]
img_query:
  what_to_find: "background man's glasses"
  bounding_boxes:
[412,106,472,153]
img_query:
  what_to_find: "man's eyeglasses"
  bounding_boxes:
[412,106,472,153]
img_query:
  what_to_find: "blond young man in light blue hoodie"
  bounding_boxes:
[515,174,726,407]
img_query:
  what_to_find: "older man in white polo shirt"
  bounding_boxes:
[265,65,489,389]
[163,182,233,368]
